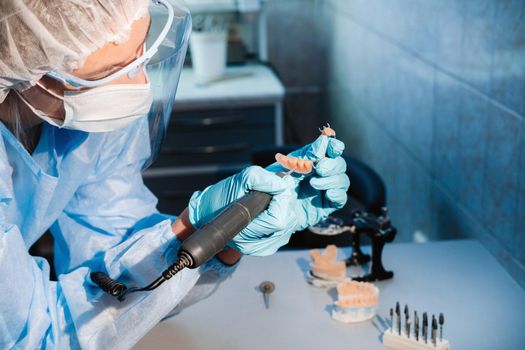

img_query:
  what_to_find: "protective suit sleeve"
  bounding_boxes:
[51,118,234,273]
[42,120,234,348]
[0,219,232,349]
[59,220,223,350]
[0,220,184,349]
[50,117,166,273]
[0,223,64,349]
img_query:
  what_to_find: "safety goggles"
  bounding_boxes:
[46,0,177,89]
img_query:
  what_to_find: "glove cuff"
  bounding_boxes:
[187,190,204,229]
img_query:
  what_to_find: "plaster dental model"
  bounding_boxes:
[307,245,347,287]
[311,244,337,263]
[332,280,379,323]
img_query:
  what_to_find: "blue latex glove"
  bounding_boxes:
[266,135,350,231]
[187,166,298,256]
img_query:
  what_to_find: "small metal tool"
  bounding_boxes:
[432,315,437,346]
[414,311,419,341]
[439,313,444,341]
[396,302,401,335]
[390,308,394,332]
[404,304,409,334]
[423,312,428,344]
[259,281,275,309]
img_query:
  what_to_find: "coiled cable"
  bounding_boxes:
[91,251,193,301]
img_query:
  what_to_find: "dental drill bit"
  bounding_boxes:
[423,312,428,344]
[432,315,438,346]
[390,308,394,332]
[439,313,444,341]
[404,304,409,335]
[415,312,420,341]
[395,302,401,335]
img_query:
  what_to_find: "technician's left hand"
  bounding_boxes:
[266,135,350,232]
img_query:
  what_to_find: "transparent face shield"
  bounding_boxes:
[144,0,191,168]
[45,0,192,168]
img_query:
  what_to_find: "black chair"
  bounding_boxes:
[252,146,386,248]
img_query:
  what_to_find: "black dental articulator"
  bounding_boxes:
[91,190,272,301]
[308,206,397,282]
[345,207,397,282]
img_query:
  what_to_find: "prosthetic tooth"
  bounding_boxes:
[299,159,308,171]
[275,153,287,165]
[275,153,313,174]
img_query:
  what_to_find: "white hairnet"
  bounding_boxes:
[0,0,150,103]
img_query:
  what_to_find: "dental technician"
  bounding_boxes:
[0,1,350,349]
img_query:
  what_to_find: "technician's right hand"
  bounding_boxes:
[187,166,298,256]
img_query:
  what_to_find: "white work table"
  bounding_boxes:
[133,240,525,350]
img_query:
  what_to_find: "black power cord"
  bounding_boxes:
[91,190,273,302]
[91,251,193,301]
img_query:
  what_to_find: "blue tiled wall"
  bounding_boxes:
[323,0,525,288]
[266,0,328,143]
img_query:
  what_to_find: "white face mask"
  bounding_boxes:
[15,80,153,132]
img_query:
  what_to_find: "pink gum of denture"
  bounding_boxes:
[275,153,314,174]
[275,125,336,175]
[320,124,336,137]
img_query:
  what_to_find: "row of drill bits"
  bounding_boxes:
[389,302,444,346]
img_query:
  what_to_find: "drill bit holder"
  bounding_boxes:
[383,330,450,350]
[384,303,449,350]
[345,207,397,282]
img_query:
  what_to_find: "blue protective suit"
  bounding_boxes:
[0,117,233,349]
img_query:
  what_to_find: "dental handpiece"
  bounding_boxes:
[91,190,273,301]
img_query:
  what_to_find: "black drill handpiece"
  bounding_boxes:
[180,190,272,268]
